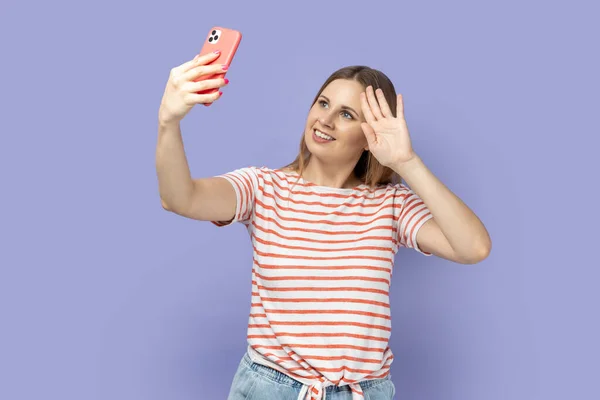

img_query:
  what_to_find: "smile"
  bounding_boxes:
[313,129,336,141]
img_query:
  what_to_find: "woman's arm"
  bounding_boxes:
[394,155,492,264]
[156,119,236,221]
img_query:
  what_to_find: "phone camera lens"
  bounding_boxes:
[208,37,213,42]
[212,30,216,35]
[214,35,219,40]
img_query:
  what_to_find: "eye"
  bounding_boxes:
[342,110,353,120]
[319,100,353,120]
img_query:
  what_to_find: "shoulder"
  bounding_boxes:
[230,166,299,189]
[227,165,272,179]
[383,182,417,198]
[367,182,412,198]
[266,167,301,184]
[362,182,422,212]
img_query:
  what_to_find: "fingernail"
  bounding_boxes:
[213,50,221,54]
[219,91,223,96]
[222,64,229,71]
[224,78,230,84]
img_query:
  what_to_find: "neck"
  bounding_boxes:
[301,157,361,189]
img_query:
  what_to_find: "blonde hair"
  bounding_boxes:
[283,66,402,188]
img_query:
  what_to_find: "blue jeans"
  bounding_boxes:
[227,352,396,400]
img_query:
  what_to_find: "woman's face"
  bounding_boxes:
[303,79,369,164]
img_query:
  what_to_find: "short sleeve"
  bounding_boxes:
[211,166,261,227]
[393,184,434,256]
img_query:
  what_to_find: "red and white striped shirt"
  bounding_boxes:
[212,167,433,400]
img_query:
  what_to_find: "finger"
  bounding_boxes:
[366,86,384,120]
[361,122,378,146]
[184,89,223,105]
[187,77,229,93]
[186,51,222,71]
[203,91,223,107]
[396,93,405,119]
[174,54,201,74]
[375,88,393,118]
[360,92,377,125]
[184,62,229,82]
[175,51,220,75]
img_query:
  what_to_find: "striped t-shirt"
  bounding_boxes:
[212,166,433,400]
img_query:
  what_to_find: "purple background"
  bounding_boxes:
[1,0,598,399]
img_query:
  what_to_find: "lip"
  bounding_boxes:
[312,129,335,144]
[313,128,336,140]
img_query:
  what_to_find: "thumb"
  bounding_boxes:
[361,122,377,148]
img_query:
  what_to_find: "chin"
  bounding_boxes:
[304,130,324,157]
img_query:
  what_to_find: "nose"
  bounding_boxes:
[319,110,335,129]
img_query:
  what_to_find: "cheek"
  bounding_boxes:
[306,108,319,123]
[344,127,367,146]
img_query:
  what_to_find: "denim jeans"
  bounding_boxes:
[227,351,396,400]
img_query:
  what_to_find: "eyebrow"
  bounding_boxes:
[319,95,360,117]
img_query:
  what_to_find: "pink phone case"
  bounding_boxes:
[194,26,242,105]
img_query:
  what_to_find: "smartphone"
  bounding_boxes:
[194,26,242,102]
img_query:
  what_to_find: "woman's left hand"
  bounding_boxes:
[360,86,417,169]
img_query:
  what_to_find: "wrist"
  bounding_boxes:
[158,116,181,129]
[392,153,422,176]
[158,106,183,126]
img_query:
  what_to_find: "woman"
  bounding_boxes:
[156,51,491,400]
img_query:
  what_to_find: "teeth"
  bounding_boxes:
[315,130,334,141]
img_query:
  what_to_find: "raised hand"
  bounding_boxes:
[360,86,417,169]
[158,51,229,124]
